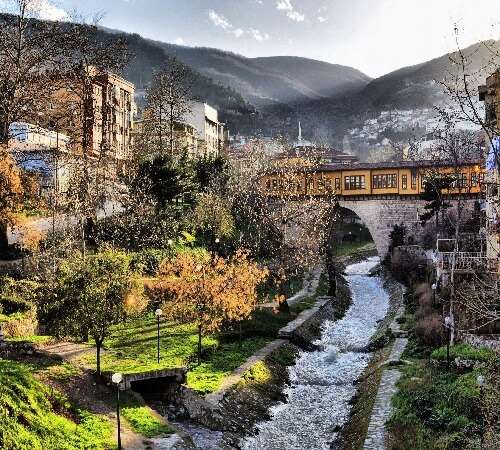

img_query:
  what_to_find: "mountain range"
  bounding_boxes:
[4,12,498,147]
[112,27,499,145]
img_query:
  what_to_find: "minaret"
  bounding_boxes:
[298,121,302,143]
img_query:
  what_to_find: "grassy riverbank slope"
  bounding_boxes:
[387,288,499,449]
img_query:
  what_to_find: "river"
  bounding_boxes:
[240,256,389,450]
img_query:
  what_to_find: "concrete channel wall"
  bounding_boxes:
[180,295,339,430]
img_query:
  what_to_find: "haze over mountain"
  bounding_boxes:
[360,39,500,110]
[114,26,499,142]
[132,38,371,106]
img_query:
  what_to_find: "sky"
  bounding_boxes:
[2,0,500,78]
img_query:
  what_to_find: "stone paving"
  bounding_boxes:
[363,369,402,450]
[363,302,408,450]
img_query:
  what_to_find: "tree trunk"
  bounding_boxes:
[0,221,9,256]
[96,339,102,377]
[197,325,202,366]
[238,322,243,349]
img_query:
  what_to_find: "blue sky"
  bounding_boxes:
[2,0,500,77]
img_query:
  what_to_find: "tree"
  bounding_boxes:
[151,250,268,365]
[41,249,142,376]
[134,154,199,210]
[48,18,131,252]
[420,172,455,228]
[191,193,235,250]
[0,0,64,144]
[142,58,194,157]
[0,151,23,252]
[192,154,232,194]
[0,1,65,250]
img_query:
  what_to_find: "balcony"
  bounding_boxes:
[437,252,499,274]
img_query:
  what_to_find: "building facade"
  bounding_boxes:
[186,102,226,156]
[479,70,500,261]
[88,71,136,164]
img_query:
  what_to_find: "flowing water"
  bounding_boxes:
[240,256,389,450]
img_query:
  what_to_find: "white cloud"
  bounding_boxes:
[208,9,267,41]
[175,37,185,45]
[249,28,270,42]
[276,0,305,22]
[287,10,304,22]
[233,28,245,38]
[0,0,68,21]
[276,0,293,11]
[318,16,327,23]
[31,0,68,21]
[208,9,232,30]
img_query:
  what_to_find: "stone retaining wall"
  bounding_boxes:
[278,296,334,350]
[178,287,353,441]
[0,341,36,358]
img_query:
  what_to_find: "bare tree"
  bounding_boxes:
[0,0,64,144]
[141,58,194,157]
[49,17,132,253]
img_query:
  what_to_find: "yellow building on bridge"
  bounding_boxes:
[262,159,485,199]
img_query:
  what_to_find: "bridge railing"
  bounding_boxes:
[437,252,499,274]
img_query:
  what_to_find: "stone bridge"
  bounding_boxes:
[337,198,478,257]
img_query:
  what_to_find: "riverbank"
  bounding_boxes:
[338,270,405,450]
[385,285,499,449]
[235,257,390,449]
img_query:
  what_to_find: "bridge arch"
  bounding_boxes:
[336,199,425,258]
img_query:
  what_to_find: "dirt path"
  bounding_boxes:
[40,341,98,362]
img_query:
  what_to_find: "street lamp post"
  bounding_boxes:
[477,375,485,449]
[155,308,163,364]
[111,373,123,450]
[444,316,452,369]
[431,283,437,305]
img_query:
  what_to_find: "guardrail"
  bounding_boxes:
[437,252,499,273]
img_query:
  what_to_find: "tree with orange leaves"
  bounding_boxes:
[0,149,23,253]
[152,250,268,365]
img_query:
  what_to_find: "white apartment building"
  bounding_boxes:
[186,102,226,156]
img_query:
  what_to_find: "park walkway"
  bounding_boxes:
[363,306,408,450]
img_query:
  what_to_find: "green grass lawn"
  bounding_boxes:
[0,359,114,450]
[79,308,294,394]
[335,239,375,256]
[120,393,174,437]
[74,269,331,394]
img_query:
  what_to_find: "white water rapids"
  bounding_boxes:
[240,256,389,450]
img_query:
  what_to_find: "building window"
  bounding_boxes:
[452,173,468,189]
[402,175,408,190]
[335,178,341,191]
[344,175,365,190]
[471,173,478,187]
[372,174,397,189]
[411,171,418,189]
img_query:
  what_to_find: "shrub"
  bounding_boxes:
[130,248,172,275]
[415,313,443,347]
[2,309,38,337]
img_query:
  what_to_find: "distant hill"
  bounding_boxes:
[138,40,371,106]
[4,13,498,143]
[270,39,500,147]
[360,39,500,110]
[252,56,371,99]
